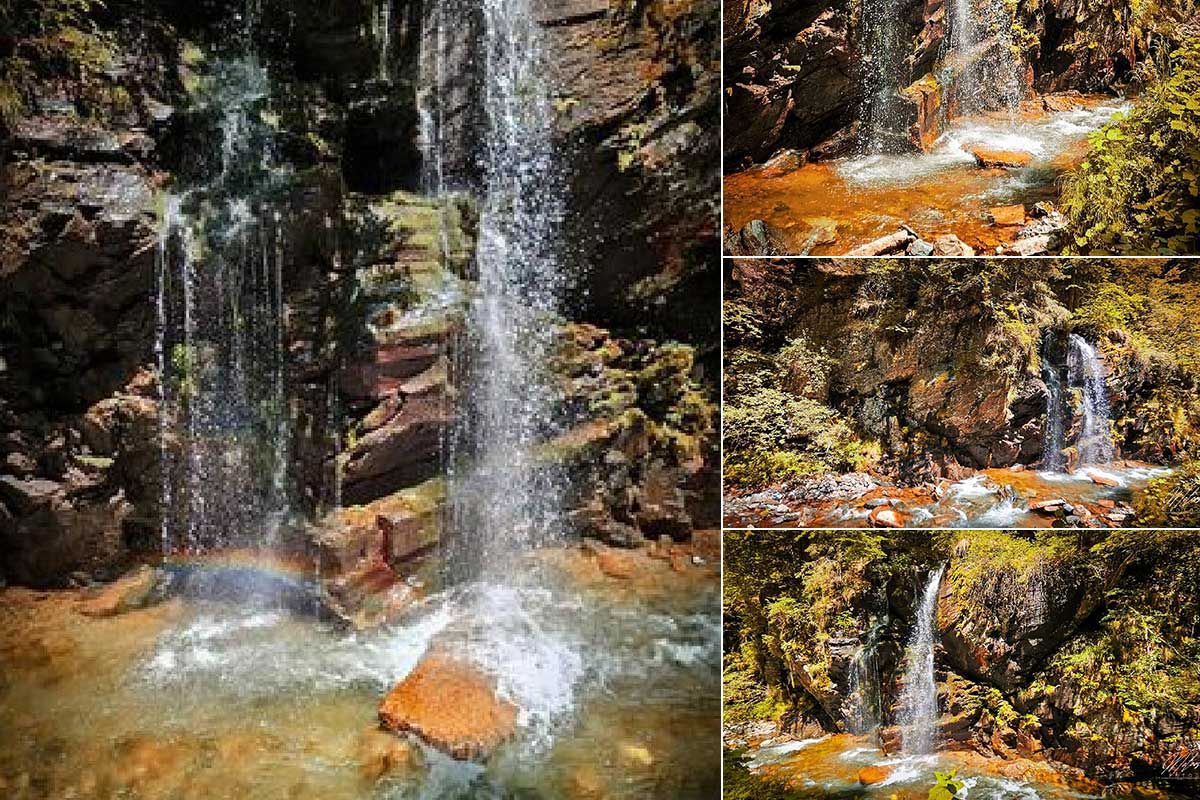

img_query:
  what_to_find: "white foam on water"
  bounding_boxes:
[835,102,1129,188]
[744,736,829,768]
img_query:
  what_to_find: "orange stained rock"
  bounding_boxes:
[378,655,517,760]
[971,148,1034,168]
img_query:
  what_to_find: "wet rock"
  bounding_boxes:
[868,506,905,528]
[988,204,1027,226]
[809,123,861,162]
[78,565,170,617]
[752,149,807,178]
[906,239,936,257]
[358,728,423,781]
[379,655,518,760]
[932,234,976,257]
[900,73,943,151]
[858,765,892,785]
[1087,471,1119,487]
[724,7,855,163]
[971,148,1033,168]
[724,219,799,256]
[1031,201,1056,218]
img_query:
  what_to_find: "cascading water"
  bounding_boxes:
[943,0,1024,116]
[858,0,909,153]
[897,565,944,756]
[442,0,568,577]
[846,620,885,735]
[1041,338,1067,471]
[1068,333,1115,465]
[156,18,294,559]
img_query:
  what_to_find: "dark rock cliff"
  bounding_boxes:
[0,0,718,587]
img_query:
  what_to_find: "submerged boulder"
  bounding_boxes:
[79,564,171,617]
[379,655,518,760]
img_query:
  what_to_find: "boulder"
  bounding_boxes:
[859,765,892,785]
[932,234,976,257]
[79,565,169,617]
[972,149,1033,169]
[868,506,905,529]
[724,220,799,256]
[379,655,518,760]
[752,149,807,178]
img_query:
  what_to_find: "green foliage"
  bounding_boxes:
[0,0,113,126]
[929,769,965,800]
[722,389,877,489]
[1136,460,1200,525]
[1061,40,1200,255]
[1070,283,1150,338]
[170,343,198,401]
[724,300,764,347]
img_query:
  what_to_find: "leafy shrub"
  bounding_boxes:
[1136,461,1200,525]
[1061,40,1200,254]
[723,388,877,489]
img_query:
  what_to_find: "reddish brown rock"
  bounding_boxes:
[972,148,1033,169]
[1088,471,1120,487]
[859,765,892,785]
[596,548,636,579]
[379,656,517,760]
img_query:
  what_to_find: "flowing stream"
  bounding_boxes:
[897,566,944,757]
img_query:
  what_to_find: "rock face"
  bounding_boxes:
[727,259,1069,471]
[378,655,518,760]
[1,0,719,588]
[723,3,860,164]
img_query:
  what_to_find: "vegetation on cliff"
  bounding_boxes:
[724,260,1200,503]
[724,531,1200,782]
[0,0,116,126]
[1062,39,1200,255]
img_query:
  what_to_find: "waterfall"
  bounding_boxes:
[847,623,884,735]
[433,0,568,576]
[1041,339,1067,472]
[859,0,908,153]
[156,24,294,556]
[897,565,944,756]
[374,0,393,80]
[944,0,1023,116]
[1068,334,1115,465]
